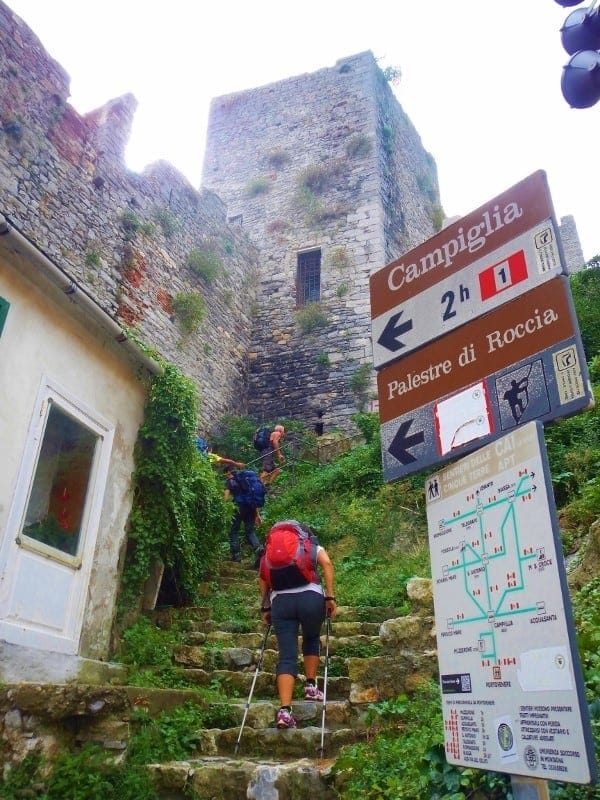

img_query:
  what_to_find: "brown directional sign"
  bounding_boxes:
[371,170,555,317]
[370,171,564,370]
[377,277,577,424]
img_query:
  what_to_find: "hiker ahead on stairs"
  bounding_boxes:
[223,466,266,564]
[257,520,337,729]
[253,424,285,486]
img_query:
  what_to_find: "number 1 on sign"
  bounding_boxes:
[493,260,512,290]
[479,250,528,301]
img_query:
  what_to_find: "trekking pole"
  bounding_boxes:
[234,623,271,755]
[318,613,332,759]
[243,446,283,469]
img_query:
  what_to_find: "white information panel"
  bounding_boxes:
[426,422,596,784]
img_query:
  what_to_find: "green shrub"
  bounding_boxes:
[0,753,45,799]
[153,207,180,238]
[571,265,600,360]
[352,411,380,443]
[128,702,236,765]
[172,291,206,335]
[333,682,509,800]
[328,246,351,271]
[266,219,291,235]
[267,148,290,169]
[186,247,222,282]
[119,209,154,239]
[350,363,372,394]
[245,176,270,197]
[2,114,23,140]
[116,615,187,688]
[85,249,101,267]
[381,65,401,85]
[430,203,445,231]
[296,302,330,333]
[381,124,394,155]
[345,133,372,159]
[297,161,344,195]
[9,746,157,800]
[121,363,227,611]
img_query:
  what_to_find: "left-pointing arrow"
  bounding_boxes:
[377,310,413,352]
[389,418,425,464]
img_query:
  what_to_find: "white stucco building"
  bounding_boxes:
[0,214,160,682]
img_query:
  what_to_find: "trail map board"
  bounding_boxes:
[425,422,596,784]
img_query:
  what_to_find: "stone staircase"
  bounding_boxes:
[143,560,437,798]
[0,559,437,799]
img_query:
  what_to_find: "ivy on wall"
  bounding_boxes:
[119,361,227,613]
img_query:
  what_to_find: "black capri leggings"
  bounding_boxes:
[271,590,325,677]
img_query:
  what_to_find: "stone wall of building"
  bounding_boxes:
[202,51,440,431]
[0,1,260,430]
[2,3,588,436]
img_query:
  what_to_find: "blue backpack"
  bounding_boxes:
[230,469,266,508]
[253,426,272,451]
[195,436,210,456]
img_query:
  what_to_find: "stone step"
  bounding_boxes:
[184,618,382,636]
[226,699,367,732]
[326,634,382,657]
[169,602,403,627]
[186,630,383,658]
[184,619,266,635]
[174,645,373,678]
[148,755,337,800]
[151,606,212,627]
[334,605,405,623]
[199,724,364,759]
[171,668,351,700]
[217,562,261,579]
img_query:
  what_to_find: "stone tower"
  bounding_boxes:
[559,215,586,273]
[202,51,441,432]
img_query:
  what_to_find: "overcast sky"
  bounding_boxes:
[6,0,600,261]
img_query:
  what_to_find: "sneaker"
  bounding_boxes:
[231,553,242,562]
[276,707,297,729]
[304,682,324,701]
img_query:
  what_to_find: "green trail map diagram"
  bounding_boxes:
[426,422,595,784]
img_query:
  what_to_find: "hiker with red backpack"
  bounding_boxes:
[258,520,337,729]
[224,466,266,564]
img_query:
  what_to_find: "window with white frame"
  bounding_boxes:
[22,401,99,557]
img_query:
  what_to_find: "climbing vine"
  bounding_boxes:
[119,361,227,613]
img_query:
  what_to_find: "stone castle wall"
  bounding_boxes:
[0,1,260,429]
[202,52,440,431]
[1,3,588,436]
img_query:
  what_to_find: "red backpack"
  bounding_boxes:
[259,520,320,590]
